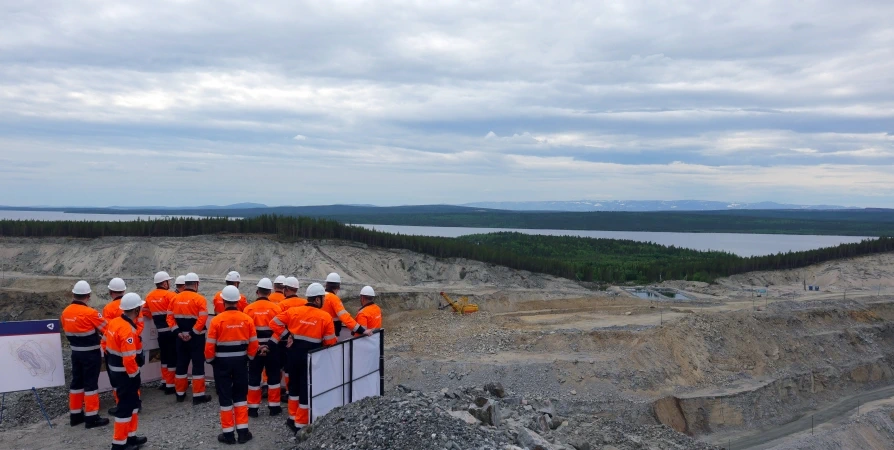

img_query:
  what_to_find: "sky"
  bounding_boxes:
[1,0,893,207]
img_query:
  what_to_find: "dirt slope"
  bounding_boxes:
[0,236,592,319]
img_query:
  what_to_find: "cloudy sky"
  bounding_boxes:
[2,0,892,207]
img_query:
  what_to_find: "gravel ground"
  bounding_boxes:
[0,382,299,450]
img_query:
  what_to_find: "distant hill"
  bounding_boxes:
[462,200,854,212]
[104,202,269,210]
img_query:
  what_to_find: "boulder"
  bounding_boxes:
[529,414,550,434]
[448,410,479,426]
[485,381,507,398]
[515,427,561,450]
[468,399,501,426]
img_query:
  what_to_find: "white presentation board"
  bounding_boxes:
[0,319,66,393]
[309,331,383,422]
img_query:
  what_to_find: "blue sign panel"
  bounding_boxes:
[0,320,61,336]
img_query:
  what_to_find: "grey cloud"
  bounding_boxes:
[0,0,893,206]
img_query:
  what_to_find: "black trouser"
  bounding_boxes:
[105,357,119,392]
[287,342,320,424]
[175,332,206,395]
[110,372,142,419]
[71,349,101,394]
[214,356,248,408]
[158,331,177,380]
[70,349,101,417]
[248,342,281,408]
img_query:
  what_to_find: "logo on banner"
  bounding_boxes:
[46,323,55,330]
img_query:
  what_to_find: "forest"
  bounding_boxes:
[4,205,894,236]
[2,215,892,284]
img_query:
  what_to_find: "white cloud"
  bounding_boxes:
[0,0,893,206]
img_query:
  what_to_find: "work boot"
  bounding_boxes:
[107,406,118,416]
[157,383,167,391]
[176,394,185,403]
[268,405,282,416]
[237,429,253,444]
[70,412,85,427]
[164,387,176,395]
[192,394,212,405]
[247,408,259,418]
[85,415,110,429]
[217,432,236,445]
[111,444,136,450]
[126,435,148,447]
[285,419,298,433]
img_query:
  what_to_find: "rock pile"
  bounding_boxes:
[297,384,716,450]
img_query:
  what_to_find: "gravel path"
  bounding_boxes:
[0,383,298,450]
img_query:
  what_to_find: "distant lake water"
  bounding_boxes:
[352,224,870,257]
[0,211,871,257]
[0,210,202,222]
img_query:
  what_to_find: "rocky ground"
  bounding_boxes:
[297,384,715,450]
[3,237,894,449]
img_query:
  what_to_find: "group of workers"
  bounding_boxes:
[61,270,383,450]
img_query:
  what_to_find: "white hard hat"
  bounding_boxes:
[225,271,241,282]
[175,275,186,286]
[72,280,92,295]
[273,275,286,285]
[257,278,274,290]
[360,286,376,297]
[120,292,145,311]
[221,285,241,303]
[184,272,200,283]
[325,273,341,284]
[284,276,300,289]
[306,283,326,298]
[154,271,173,284]
[108,277,127,292]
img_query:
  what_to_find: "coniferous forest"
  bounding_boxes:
[2,215,892,284]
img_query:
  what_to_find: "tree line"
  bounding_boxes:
[1,215,892,284]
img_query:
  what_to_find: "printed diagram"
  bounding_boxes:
[9,340,57,381]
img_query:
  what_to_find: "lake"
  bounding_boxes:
[352,224,870,257]
[0,211,870,257]
[0,210,202,222]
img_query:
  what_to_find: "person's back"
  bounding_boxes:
[243,299,282,343]
[355,303,382,331]
[170,290,208,332]
[213,291,247,314]
[269,283,337,431]
[268,291,285,304]
[168,274,211,404]
[279,295,307,311]
[145,276,178,394]
[61,283,110,429]
[206,286,258,444]
[243,292,283,417]
[62,302,106,352]
[102,300,122,323]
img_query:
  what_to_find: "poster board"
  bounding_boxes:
[0,319,66,393]
[308,330,384,422]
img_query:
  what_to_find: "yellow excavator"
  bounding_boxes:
[439,292,479,314]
